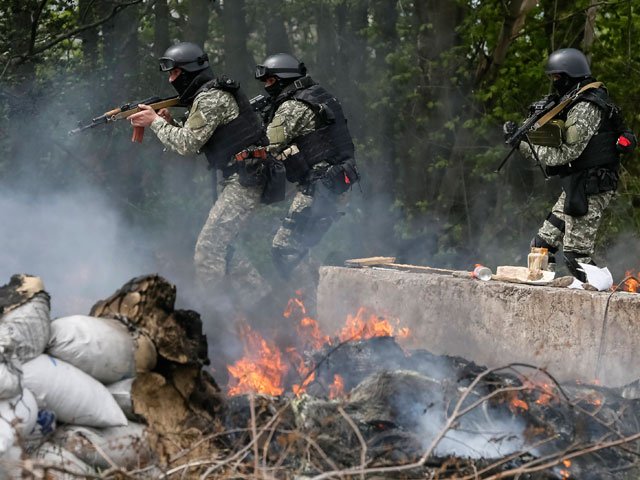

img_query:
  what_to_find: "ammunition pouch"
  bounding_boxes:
[262,158,286,204]
[280,146,309,183]
[528,120,564,147]
[233,147,285,204]
[321,161,360,195]
[235,147,268,187]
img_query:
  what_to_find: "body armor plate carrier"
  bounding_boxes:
[199,77,268,174]
[271,78,356,183]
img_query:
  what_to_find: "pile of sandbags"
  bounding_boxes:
[0,273,219,478]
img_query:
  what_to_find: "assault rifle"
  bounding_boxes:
[69,95,180,142]
[495,95,556,178]
[250,93,272,119]
[496,81,604,177]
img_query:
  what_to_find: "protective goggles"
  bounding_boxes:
[159,57,177,72]
[159,54,208,72]
[254,64,304,80]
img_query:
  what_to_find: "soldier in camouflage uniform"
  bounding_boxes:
[254,53,359,277]
[130,42,271,296]
[514,48,635,281]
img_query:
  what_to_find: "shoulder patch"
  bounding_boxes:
[185,110,207,130]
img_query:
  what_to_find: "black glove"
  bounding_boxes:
[503,121,518,145]
[616,129,638,154]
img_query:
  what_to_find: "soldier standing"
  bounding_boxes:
[130,42,275,298]
[513,48,635,281]
[254,53,359,277]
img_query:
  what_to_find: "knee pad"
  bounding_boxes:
[545,212,565,233]
[530,234,558,253]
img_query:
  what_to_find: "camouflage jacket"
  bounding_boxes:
[266,99,317,153]
[520,101,602,167]
[150,89,239,156]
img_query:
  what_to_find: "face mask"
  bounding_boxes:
[170,71,194,97]
[264,80,283,97]
[552,75,575,96]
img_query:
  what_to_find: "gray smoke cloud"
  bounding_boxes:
[0,188,156,317]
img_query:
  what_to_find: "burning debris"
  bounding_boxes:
[1,274,640,479]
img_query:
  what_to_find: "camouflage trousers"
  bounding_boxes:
[194,173,265,295]
[272,180,347,276]
[537,190,614,263]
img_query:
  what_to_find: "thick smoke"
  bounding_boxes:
[0,188,154,317]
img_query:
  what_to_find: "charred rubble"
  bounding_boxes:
[224,336,640,479]
[1,273,640,479]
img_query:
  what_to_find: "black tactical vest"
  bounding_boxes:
[271,78,355,168]
[197,78,268,171]
[549,86,621,177]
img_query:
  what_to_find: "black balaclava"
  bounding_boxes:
[552,73,594,97]
[265,78,294,98]
[171,66,215,105]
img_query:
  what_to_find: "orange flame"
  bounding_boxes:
[622,270,640,293]
[287,347,316,396]
[298,316,331,350]
[329,374,345,399]
[509,396,529,412]
[338,307,410,342]
[560,459,571,479]
[227,295,410,397]
[227,323,287,396]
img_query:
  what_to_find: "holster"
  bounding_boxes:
[562,170,588,216]
[562,167,618,216]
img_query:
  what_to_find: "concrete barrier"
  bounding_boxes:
[317,266,640,387]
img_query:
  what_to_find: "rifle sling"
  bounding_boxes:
[533,82,603,130]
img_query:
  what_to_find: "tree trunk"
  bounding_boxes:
[221,0,254,85]
[186,0,210,47]
[264,0,291,55]
[369,0,398,197]
[154,0,170,58]
[79,0,99,72]
[474,0,539,85]
[582,0,598,57]
[315,1,337,87]
[334,0,368,139]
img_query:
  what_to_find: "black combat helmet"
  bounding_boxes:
[159,42,209,73]
[255,53,306,81]
[159,42,213,100]
[544,48,591,78]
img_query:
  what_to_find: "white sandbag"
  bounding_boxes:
[0,293,50,363]
[0,444,21,480]
[52,422,153,470]
[32,442,95,479]
[0,355,22,400]
[0,389,38,452]
[0,389,38,478]
[107,378,137,421]
[23,355,127,428]
[47,315,135,384]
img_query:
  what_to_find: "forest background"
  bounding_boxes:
[0,0,639,315]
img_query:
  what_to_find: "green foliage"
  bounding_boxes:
[0,0,639,274]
